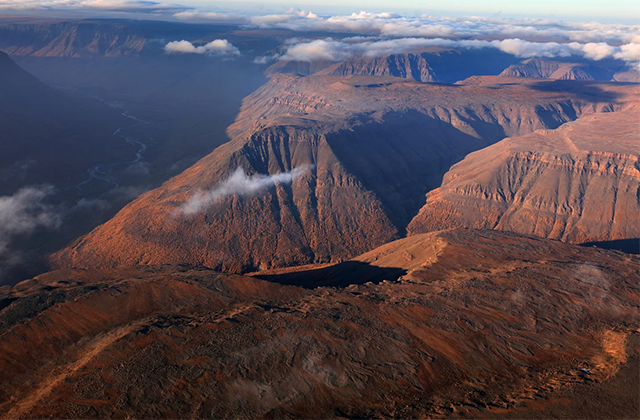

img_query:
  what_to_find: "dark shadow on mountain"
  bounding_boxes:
[325,109,506,234]
[527,80,630,104]
[582,238,640,254]
[253,261,407,289]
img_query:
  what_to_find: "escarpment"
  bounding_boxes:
[268,48,519,82]
[408,106,640,245]
[499,58,617,81]
[52,76,638,272]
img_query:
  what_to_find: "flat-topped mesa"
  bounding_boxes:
[52,75,639,273]
[499,58,620,81]
[267,48,520,83]
[0,21,146,57]
[408,106,640,245]
[498,57,640,82]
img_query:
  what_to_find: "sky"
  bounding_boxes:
[0,0,638,24]
[191,0,639,23]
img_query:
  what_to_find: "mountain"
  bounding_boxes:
[0,19,282,59]
[2,229,638,418]
[0,21,147,57]
[500,58,611,80]
[268,48,520,83]
[407,104,640,248]
[52,75,637,273]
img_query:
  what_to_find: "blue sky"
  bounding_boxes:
[195,0,640,23]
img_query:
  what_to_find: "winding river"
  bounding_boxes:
[76,109,149,193]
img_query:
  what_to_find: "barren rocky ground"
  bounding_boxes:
[3,229,639,418]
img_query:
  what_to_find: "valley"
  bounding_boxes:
[0,13,638,419]
[51,74,640,274]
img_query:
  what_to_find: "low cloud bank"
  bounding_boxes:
[175,8,640,45]
[169,8,639,68]
[280,37,640,69]
[164,39,240,55]
[180,165,313,216]
[0,186,61,255]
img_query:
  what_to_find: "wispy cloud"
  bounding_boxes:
[179,165,313,216]
[164,39,240,55]
[0,186,61,255]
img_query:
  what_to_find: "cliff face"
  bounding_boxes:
[408,107,640,244]
[499,58,620,81]
[0,22,146,57]
[51,76,636,272]
[3,229,639,418]
[268,48,519,83]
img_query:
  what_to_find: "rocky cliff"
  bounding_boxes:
[51,76,637,272]
[268,48,519,83]
[499,58,637,82]
[0,21,146,57]
[408,106,640,245]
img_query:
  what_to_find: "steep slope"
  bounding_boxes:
[52,75,637,273]
[268,48,519,83]
[498,58,632,81]
[501,58,605,80]
[2,229,639,418]
[408,105,640,246]
[0,21,146,57]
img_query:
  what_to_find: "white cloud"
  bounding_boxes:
[173,10,243,21]
[164,39,240,55]
[615,43,640,63]
[0,186,61,255]
[222,10,640,46]
[253,56,273,64]
[249,8,318,25]
[279,36,640,69]
[180,165,313,216]
[281,39,354,62]
[574,42,617,60]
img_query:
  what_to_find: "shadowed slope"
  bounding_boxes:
[52,76,637,273]
[408,104,640,246]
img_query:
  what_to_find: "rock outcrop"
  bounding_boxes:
[52,75,638,272]
[408,106,640,245]
[268,48,519,83]
[0,21,146,57]
[500,58,611,80]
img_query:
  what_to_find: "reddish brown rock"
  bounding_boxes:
[52,76,638,273]
[2,229,639,418]
[408,105,640,245]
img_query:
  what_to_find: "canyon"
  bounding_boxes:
[52,74,640,273]
[0,17,638,419]
[408,105,640,247]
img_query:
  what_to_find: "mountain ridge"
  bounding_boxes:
[51,75,638,273]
